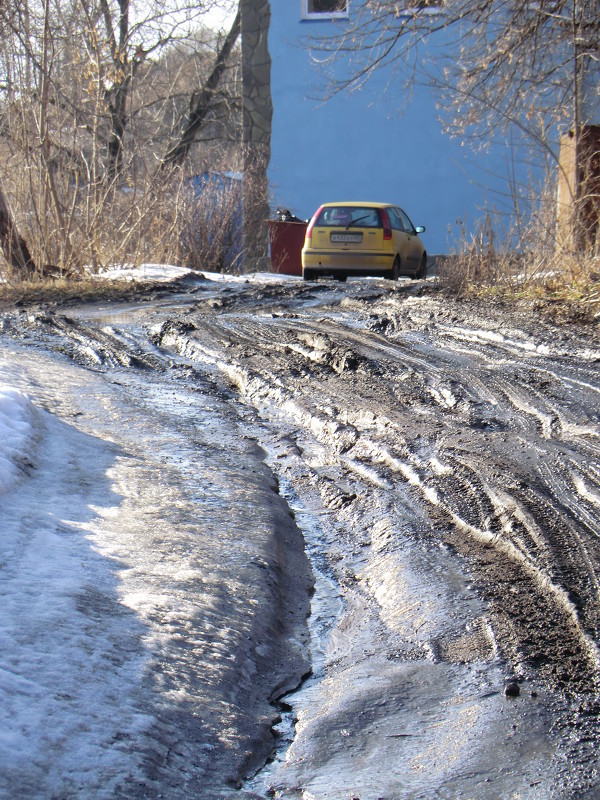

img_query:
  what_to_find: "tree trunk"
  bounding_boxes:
[0,183,37,276]
[160,8,241,170]
[100,0,133,181]
[107,77,132,180]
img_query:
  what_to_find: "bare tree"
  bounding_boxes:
[160,5,241,169]
[0,0,242,277]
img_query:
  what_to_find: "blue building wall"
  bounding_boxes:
[267,4,534,255]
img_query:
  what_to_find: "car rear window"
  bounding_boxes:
[315,206,381,228]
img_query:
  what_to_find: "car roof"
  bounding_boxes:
[320,201,391,209]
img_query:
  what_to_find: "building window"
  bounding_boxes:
[301,0,348,19]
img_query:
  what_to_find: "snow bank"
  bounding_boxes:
[0,385,35,494]
[95,263,193,282]
[94,263,299,284]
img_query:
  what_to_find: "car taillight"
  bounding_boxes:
[381,208,392,240]
[305,206,323,240]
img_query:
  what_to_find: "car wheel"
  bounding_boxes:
[336,275,347,283]
[390,256,400,281]
[412,254,427,280]
[303,269,315,281]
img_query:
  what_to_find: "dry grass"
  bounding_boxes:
[437,253,600,326]
[436,204,600,327]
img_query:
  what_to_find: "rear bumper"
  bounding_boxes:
[301,250,394,274]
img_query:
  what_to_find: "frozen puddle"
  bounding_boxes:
[246,488,344,793]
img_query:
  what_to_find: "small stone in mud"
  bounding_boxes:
[504,681,521,698]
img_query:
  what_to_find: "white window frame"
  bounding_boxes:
[301,0,349,20]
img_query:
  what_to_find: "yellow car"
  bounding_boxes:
[301,201,427,282]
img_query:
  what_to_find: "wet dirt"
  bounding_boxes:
[2,274,600,798]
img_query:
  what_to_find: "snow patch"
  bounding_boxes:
[0,384,36,494]
[574,474,600,509]
[95,263,193,282]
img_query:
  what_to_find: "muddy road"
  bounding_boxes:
[2,274,600,798]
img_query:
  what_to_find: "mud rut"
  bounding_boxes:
[6,276,600,797]
[156,283,600,690]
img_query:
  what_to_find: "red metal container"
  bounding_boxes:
[268,220,308,275]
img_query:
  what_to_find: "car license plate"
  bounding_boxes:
[330,232,362,243]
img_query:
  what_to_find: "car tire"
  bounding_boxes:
[390,256,400,281]
[303,269,315,281]
[412,254,427,280]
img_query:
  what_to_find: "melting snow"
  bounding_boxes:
[0,385,35,493]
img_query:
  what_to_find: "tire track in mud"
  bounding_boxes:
[7,309,179,372]
[29,296,600,694]
[154,298,600,697]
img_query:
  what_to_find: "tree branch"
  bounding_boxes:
[159,6,241,170]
